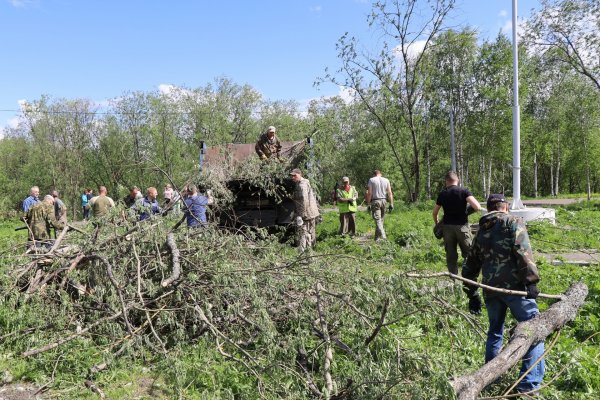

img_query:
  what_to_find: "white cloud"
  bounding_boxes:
[158,84,177,95]
[501,18,526,38]
[338,86,356,104]
[498,10,508,18]
[10,0,36,8]
[309,5,322,13]
[0,116,21,138]
[393,39,427,61]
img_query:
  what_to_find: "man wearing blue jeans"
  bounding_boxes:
[462,193,544,394]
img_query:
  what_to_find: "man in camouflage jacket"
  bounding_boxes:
[290,168,320,252]
[462,193,544,394]
[255,126,282,160]
[26,195,65,243]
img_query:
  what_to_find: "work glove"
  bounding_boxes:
[526,283,540,299]
[468,295,482,315]
[260,154,268,161]
[387,204,394,213]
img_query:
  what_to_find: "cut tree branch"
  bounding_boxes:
[406,272,564,300]
[161,233,181,287]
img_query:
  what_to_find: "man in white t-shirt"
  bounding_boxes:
[366,170,393,241]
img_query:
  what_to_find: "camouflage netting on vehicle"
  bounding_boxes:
[195,140,309,210]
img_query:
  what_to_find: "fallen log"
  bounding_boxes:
[450,282,588,400]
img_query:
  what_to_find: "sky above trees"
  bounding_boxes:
[0,0,540,134]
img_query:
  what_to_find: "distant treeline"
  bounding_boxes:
[1,2,599,218]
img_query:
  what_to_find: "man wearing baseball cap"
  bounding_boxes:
[462,193,544,395]
[290,168,320,251]
[255,126,282,161]
[336,176,358,236]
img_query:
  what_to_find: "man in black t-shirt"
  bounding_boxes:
[432,171,482,274]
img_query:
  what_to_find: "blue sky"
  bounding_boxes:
[0,0,540,133]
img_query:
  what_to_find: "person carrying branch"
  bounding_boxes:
[462,193,544,395]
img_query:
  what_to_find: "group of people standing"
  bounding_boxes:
[21,183,212,244]
[433,170,544,395]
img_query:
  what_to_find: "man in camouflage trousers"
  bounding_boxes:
[290,168,320,252]
[462,193,544,395]
[26,195,65,245]
[255,126,282,161]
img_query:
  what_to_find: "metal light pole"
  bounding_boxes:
[511,0,524,209]
[450,108,457,172]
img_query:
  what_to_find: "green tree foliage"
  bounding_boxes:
[524,0,600,90]
[1,1,600,213]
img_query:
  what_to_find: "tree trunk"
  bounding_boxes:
[555,158,561,196]
[487,162,492,198]
[555,134,561,196]
[533,152,538,198]
[584,138,591,201]
[451,282,588,400]
[426,143,432,200]
[480,156,486,198]
[550,157,555,196]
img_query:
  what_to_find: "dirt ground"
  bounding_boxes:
[0,383,44,400]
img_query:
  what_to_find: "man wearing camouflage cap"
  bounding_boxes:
[462,193,544,395]
[255,126,282,161]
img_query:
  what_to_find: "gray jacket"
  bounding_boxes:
[293,178,320,220]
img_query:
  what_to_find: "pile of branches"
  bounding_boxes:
[1,214,461,398]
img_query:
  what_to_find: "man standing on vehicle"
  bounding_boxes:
[255,126,282,161]
[432,171,481,274]
[336,176,358,236]
[365,170,393,241]
[290,168,320,251]
[462,193,544,395]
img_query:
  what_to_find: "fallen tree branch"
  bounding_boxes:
[46,226,69,255]
[450,282,588,400]
[364,297,389,346]
[406,272,564,300]
[88,254,134,335]
[84,379,106,399]
[315,282,334,397]
[22,310,124,357]
[161,233,181,287]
